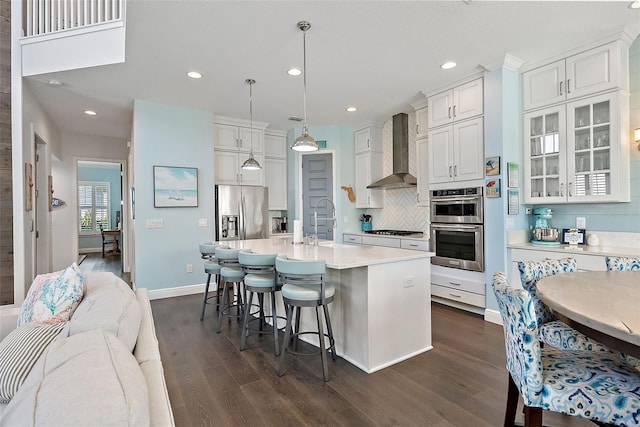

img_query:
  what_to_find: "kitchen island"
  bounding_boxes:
[223,237,434,373]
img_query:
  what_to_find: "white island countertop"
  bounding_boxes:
[223,237,434,269]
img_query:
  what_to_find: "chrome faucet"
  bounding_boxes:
[313,197,336,244]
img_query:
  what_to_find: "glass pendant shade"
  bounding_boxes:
[242,78,262,170]
[291,21,318,152]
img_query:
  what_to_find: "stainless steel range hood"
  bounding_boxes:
[367,113,417,189]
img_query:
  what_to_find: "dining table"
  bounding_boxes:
[537,271,640,359]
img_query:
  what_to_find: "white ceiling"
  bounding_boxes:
[25,1,640,140]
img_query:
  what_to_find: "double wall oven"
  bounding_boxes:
[430,187,484,272]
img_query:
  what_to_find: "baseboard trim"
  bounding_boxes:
[148,284,204,300]
[484,308,502,326]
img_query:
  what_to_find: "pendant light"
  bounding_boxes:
[291,21,319,152]
[241,78,262,170]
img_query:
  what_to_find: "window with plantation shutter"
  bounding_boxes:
[78,181,111,234]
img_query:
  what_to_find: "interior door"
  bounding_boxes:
[302,153,333,241]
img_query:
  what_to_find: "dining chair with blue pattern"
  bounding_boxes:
[606,256,640,271]
[492,271,640,427]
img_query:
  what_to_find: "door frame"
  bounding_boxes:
[297,150,337,240]
[73,157,128,271]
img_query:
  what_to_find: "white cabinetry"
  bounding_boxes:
[415,106,429,139]
[214,115,268,186]
[264,130,288,210]
[522,41,627,112]
[354,126,384,209]
[430,265,485,314]
[523,91,629,203]
[343,234,363,245]
[427,78,483,128]
[416,138,429,206]
[428,117,484,184]
[215,151,265,186]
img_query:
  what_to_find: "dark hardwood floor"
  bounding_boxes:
[79,252,130,284]
[151,294,593,427]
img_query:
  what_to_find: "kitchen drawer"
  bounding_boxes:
[362,236,401,248]
[400,239,430,251]
[343,234,362,245]
[431,272,485,295]
[432,284,485,307]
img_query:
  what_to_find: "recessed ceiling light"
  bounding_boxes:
[84,110,97,116]
[187,71,202,79]
[630,1,640,9]
[346,107,357,112]
[47,79,63,86]
[441,61,457,70]
[287,68,302,76]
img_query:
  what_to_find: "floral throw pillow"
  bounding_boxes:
[18,263,85,326]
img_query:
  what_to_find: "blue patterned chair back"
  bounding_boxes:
[605,256,640,271]
[492,272,544,407]
[517,258,577,328]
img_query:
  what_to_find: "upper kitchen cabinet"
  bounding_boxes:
[214,115,267,153]
[522,41,628,112]
[264,129,288,210]
[523,91,629,204]
[416,138,429,206]
[415,105,429,139]
[214,150,265,186]
[427,78,483,129]
[355,151,384,208]
[355,125,383,153]
[428,117,484,185]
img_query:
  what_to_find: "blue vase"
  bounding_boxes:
[361,222,372,232]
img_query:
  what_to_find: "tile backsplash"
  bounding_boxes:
[364,111,430,234]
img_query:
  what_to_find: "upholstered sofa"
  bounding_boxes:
[0,271,174,426]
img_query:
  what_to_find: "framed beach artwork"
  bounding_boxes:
[153,166,198,208]
[486,178,501,198]
[485,156,500,176]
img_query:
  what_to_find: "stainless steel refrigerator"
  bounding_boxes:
[215,185,269,241]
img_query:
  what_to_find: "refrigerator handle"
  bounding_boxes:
[239,197,245,240]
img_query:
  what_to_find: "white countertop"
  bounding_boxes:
[508,242,640,258]
[222,237,433,270]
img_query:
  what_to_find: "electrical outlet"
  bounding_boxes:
[525,208,532,215]
[186,264,193,273]
[576,217,586,229]
[403,276,414,288]
[198,218,208,227]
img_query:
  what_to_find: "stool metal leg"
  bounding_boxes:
[271,291,280,356]
[278,303,294,376]
[293,306,302,351]
[316,306,329,382]
[323,304,337,361]
[200,273,212,321]
[239,290,254,351]
[216,281,230,333]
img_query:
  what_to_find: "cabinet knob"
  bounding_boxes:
[454,165,458,177]
[453,105,456,118]
[449,166,452,177]
[560,183,564,197]
[367,139,370,147]
[568,182,573,197]
[448,107,452,119]
[566,79,571,94]
[416,124,419,134]
[559,81,563,96]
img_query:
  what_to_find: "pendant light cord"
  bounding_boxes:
[302,29,308,131]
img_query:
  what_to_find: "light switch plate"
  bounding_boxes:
[199,219,208,227]
[576,217,586,229]
[146,219,164,229]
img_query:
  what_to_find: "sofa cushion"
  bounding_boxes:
[0,322,66,403]
[133,288,161,364]
[3,329,150,426]
[17,263,84,326]
[64,272,141,351]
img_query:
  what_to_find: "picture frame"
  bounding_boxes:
[507,162,519,188]
[562,228,586,245]
[48,175,53,212]
[486,178,501,198]
[507,189,519,215]
[485,156,500,176]
[153,166,198,208]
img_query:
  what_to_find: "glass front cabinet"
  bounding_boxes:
[523,92,629,203]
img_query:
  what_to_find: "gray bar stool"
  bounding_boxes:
[215,247,246,333]
[199,242,223,321]
[238,249,284,355]
[275,255,336,382]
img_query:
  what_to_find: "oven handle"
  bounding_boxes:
[430,223,483,231]
[430,195,481,202]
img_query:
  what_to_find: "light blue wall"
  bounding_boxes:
[483,66,523,312]
[78,165,122,250]
[535,38,640,234]
[132,100,215,291]
[286,125,359,242]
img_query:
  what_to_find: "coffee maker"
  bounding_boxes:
[531,207,560,245]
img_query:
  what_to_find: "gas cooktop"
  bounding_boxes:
[365,229,424,237]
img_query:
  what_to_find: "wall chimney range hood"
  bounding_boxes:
[367,113,417,189]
